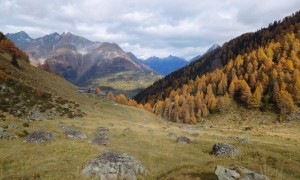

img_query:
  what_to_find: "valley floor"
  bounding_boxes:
[0,98,300,179]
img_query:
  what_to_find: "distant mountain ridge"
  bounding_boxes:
[144,55,189,76]
[142,44,220,76]
[6,31,161,97]
[189,44,220,62]
[6,31,101,65]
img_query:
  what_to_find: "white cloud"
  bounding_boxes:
[1,0,299,59]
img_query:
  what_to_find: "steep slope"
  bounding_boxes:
[134,11,300,123]
[144,55,189,75]
[0,32,88,119]
[7,32,161,97]
[126,52,155,73]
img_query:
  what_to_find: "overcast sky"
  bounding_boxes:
[1,0,299,59]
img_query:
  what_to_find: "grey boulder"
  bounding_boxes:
[23,131,54,143]
[215,165,269,180]
[212,143,239,156]
[82,152,147,180]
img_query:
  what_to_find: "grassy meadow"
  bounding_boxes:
[1,97,299,179]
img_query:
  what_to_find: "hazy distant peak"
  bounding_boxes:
[205,44,220,54]
[168,55,186,61]
[6,31,33,41]
[189,55,202,62]
[144,55,188,75]
[8,31,29,37]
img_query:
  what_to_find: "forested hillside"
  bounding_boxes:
[134,11,300,124]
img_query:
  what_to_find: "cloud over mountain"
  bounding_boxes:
[1,0,299,59]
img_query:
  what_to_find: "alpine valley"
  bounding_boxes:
[1,3,300,180]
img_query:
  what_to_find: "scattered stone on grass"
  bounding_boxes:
[191,133,200,137]
[0,133,18,140]
[90,137,110,146]
[4,124,19,129]
[60,126,87,139]
[95,127,109,137]
[176,136,192,144]
[183,127,202,131]
[215,165,270,180]
[123,128,132,134]
[286,110,300,122]
[212,143,239,156]
[23,131,54,143]
[148,128,154,134]
[168,132,177,138]
[82,152,147,180]
[229,136,250,144]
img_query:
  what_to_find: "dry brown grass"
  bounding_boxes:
[1,99,300,179]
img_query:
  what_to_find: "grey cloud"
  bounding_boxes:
[0,0,298,59]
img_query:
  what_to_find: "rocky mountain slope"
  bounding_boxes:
[6,32,161,97]
[144,55,189,75]
[0,33,90,120]
[134,11,300,123]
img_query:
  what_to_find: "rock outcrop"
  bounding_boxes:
[212,143,239,156]
[91,137,110,146]
[91,127,110,146]
[60,126,87,139]
[215,165,269,180]
[23,131,54,143]
[96,127,109,137]
[286,110,300,122]
[168,132,177,138]
[82,152,147,180]
[123,128,132,135]
[176,136,192,144]
[0,133,18,140]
